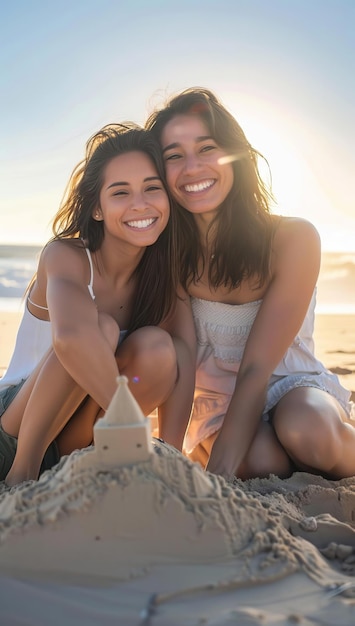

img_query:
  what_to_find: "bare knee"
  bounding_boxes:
[117,327,178,413]
[119,326,177,377]
[273,389,347,472]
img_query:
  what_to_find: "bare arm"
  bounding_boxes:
[206,219,321,478]
[158,287,196,450]
[43,242,119,410]
[5,241,121,485]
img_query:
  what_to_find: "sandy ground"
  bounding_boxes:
[0,312,355,625]
[313,314,355,402]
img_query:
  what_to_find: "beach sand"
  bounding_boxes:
[0,311,355,625]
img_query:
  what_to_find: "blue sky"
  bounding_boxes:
[1,0,354,250]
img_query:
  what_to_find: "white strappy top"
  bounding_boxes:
[0,246,96,390]
[27,247,95,312]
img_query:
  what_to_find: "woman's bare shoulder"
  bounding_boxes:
[38,239,88,278]
[269,216,321,282]
[42,238,84,254]
[272,215,321,251]
[40,238,85,261]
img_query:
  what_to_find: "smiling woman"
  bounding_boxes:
[92,151,170,248]
[146,87,355,483]
[0,123,196,487]
[161,114,235,219]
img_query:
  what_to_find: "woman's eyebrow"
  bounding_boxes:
[162,136,213,153]
[106,181,128,189]
[162,142,179,154]
[106,176,161,190]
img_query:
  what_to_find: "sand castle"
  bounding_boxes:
[0,377,355,624]
[0,377,354,584]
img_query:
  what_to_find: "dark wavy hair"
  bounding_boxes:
[49,123,179,333]
[145,88,277,291]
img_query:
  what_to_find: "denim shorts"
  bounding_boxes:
[0,380,60,480]
[0,379,26,417]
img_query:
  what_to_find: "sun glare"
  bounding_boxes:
[235,112,305,209]
[224,95,354,252]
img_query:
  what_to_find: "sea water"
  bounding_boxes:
[0,245,41,312]
[0,244,355,314]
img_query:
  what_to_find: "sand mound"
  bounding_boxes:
[0,440,354,595]
[1,377,354,624]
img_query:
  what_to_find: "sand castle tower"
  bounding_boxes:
[94,375,153,466]
[70,375,153,473]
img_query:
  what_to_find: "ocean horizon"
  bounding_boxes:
[0,244,355,315]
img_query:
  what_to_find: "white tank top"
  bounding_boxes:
[0,247,96,390]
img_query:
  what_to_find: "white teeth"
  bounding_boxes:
[184,180,214,193]
[126,218,155,229]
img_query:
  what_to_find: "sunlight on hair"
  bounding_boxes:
[233,110,309,214]
[218,153,247,165]
[234,108,355,252]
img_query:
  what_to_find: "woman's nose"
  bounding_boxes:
[183,152,201,174]
[131,192,147,210]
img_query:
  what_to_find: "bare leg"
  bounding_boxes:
[236,420,293,479]
[188,424,292,480]
[56,326,178,457]
[188,437,212,469]
[56,396,103,456]
[4,313,119,486]
[3,351,88,484]
[272,386,355,479]
[117,326,177,413]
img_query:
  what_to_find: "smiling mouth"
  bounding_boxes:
[126,218,157,229]
[182,179,215,193]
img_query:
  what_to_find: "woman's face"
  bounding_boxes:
[161,114,234,218]
[95,151,170,248]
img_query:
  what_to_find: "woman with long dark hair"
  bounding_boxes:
[146,88,354,481]
[0,123,196,486]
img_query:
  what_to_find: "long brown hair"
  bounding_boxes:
[146,88,277,291]
[41,124,179,333]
